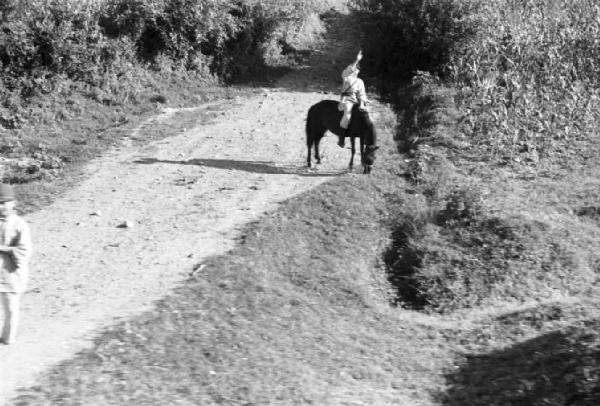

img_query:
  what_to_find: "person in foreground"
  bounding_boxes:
[0,183,32,345]
[338,49,368,148]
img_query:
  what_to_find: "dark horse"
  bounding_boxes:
[306,100,379,174]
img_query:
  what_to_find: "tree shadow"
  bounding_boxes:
[439,321,600,406]
[134,157,345,177]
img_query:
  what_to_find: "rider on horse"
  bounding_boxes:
[338,50,368,148]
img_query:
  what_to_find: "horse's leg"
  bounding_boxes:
[349,136,356,170]
[315,133,323,164]
[360,136,365,166]
[306,113,313,167]
[306,132,314,167]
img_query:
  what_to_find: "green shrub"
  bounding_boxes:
[387,209,599,312]
[0,0,139,106]
[98,0,155,40]
[395,71,461,151]
[99,0,247,74]
[437,183,485,223]
[406,147,457,206]
[0,0,331,127]
[0,2,107,77]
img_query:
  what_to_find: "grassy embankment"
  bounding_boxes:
[356,0,600,404]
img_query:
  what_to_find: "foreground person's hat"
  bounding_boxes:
[0,183,15,202]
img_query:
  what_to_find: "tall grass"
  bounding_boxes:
[356,0,600,163]
[449,0,600,162]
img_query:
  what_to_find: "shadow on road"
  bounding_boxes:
[134,157,345,177]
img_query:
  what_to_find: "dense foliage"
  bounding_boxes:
[352,0,478,85]
[356,0,600,161]
[0,0,331,128]
[450,0,600,163]
[388,206,600,312]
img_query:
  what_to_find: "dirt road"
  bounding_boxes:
[0,14,382,403]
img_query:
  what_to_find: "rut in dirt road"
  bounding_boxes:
[0,11,381,403]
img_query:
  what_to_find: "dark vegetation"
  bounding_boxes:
[353,0,478,88]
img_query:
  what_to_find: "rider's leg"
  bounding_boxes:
[339,104,352,147]
[338,131,346,148]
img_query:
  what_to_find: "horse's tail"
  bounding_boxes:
[305,106,314,147]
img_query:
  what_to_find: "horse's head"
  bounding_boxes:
[351,107,379,173]
[363,145,380,173]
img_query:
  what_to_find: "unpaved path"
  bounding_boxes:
[0,13,379,403]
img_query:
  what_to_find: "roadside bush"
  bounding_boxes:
[406,146,457,206]
[436,183,485,224]
[387,207,599,312]
[395,71,462,152]
[0,0,332,128]
[0,0,141,108]
[99,0,244,73]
